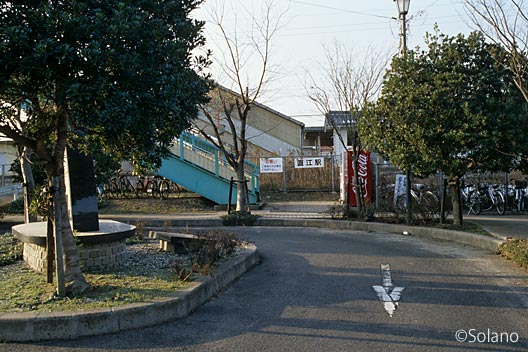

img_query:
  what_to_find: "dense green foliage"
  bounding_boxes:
[0,0,211,170]
[0,0,211,294]
[361,31,528,178]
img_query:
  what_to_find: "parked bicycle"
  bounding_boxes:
[467,183,505,215]
[396,184,439,214]
[135,175,178,199]
[510,180,527,213]
[461,183,481,215]
[104,173,135,199]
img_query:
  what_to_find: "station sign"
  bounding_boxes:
[294,157,324,169]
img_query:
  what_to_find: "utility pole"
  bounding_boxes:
[394,0,412,224]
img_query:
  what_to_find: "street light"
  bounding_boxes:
[393,0,411,54]
[394,0,411,16]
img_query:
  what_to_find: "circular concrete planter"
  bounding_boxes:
[0,244,258,342]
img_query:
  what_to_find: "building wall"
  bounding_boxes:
[248,104,303,150]
[0,139,18,178]
[198,87,304,156]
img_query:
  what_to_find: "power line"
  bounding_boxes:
[289,0,395,20]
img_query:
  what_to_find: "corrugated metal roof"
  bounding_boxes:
[324,110,359,129]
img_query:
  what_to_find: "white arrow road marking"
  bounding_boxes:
[372,264,405,317]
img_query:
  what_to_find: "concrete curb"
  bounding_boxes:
[0,244,259,342]
[254,218,506,253]
[109,216,506,253]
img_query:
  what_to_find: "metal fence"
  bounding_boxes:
[251,153,527,213]
[248,155,341,194]
[362,163,526,212]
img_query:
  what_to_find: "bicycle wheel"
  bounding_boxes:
[108,180,118,199]
[494,191,505,215]
[121,180,131,198]
[146,180,158,198]
[172,183,181,198]
[159,180,170,199]
[421,191,439,214]
[467,192,481,215]
[135,180,144,198]
[395,194,407,212]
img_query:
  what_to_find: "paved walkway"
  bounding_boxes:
[257,201,528,240]
[466,214,528,239]
[255,201,334,219]
[5,226,528,350]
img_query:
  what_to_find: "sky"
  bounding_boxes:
[193,0,474,126]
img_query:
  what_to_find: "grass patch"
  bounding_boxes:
[0,263,186,313]
[98,195,215,215]
[499,239,528,270]
[0,233,23,266]
[0,231,246,313]
[433,221,492,236]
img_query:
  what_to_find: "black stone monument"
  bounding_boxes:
[67,149,99,232]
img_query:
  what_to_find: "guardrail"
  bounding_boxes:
[0,184,23,201]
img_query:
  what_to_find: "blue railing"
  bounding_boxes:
[172,131,260,195]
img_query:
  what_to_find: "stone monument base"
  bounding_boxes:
[12,220,135,272]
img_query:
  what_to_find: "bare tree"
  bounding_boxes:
[196,1,284,212]
[464,0,528,102]
[307,42,389,217]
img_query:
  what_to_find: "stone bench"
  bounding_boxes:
[148,230,212,254]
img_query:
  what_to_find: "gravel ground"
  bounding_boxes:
[0,237,185,277]
[120,238,187,274]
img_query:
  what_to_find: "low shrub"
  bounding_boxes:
[221,211,258,226]
[0,233,23,266]
[174,230,242,279]
[0,199,24,214]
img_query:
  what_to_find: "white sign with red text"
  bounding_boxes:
[260,158,283,173]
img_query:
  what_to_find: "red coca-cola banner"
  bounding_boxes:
[347,150,372,207]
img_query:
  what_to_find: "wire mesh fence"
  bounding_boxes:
[251,153,527,215]
[248,155,341,194]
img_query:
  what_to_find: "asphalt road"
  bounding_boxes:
[2,226,528,352]
[465,214,528,239]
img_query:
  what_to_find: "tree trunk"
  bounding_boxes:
[50,108,90,296]
[405,170,412,224]
[19,146,37,223]
[56,168,90,295]
[450,176,463,226]
[235,163,249,213]
[440,178,448,224]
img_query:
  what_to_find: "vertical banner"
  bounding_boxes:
[394,174,407,207]
[347,150,372,207]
